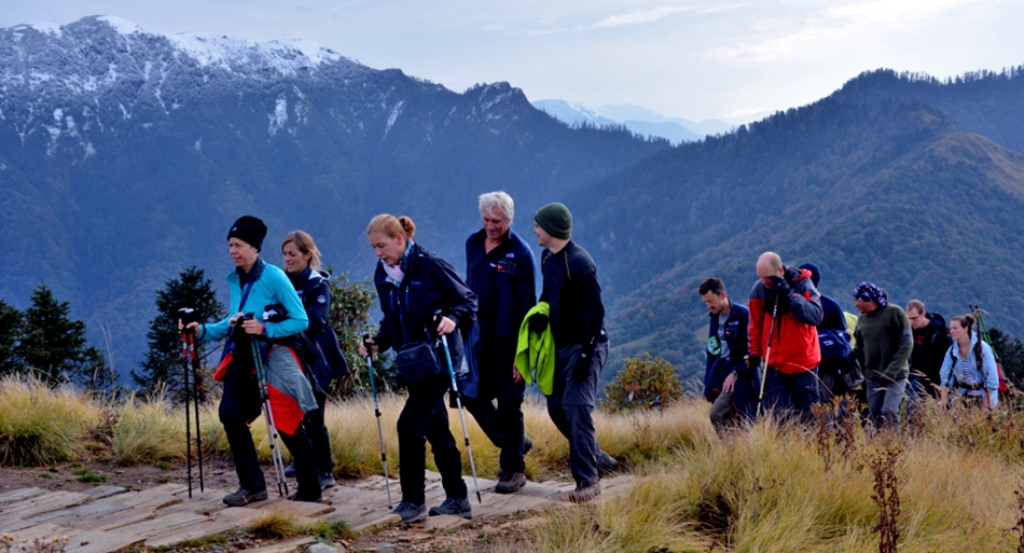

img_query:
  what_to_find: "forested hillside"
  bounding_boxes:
[568,97,1024,380]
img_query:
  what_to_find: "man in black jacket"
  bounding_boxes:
[906,300,950,413]
[463,192,536,494]
[527,203,609,503]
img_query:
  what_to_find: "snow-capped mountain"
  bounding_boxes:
[532,99,735,143]
[0,16,667,379]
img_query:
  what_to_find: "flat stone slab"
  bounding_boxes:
[0,471,633,551]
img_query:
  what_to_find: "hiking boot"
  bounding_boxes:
[567,482,601,503]
[597,450,618,474]
[428,497,473,519]
[223,487,268,507]
[497,435,534,481]
[392,501,428,524]
[495,472,527,494]
[283,461,296,478]
[319,471,336,490]
[287,492,322,503]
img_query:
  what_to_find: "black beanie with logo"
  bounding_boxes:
[228,216,267,251]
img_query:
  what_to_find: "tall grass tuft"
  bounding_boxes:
[111,392,187,465]
[0,376,101,466]
[247,512,299,540]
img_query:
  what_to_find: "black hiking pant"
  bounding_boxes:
[546,341,608,489]
[305,389,334,474]
[462,335,527,474]
[397,373,468,505]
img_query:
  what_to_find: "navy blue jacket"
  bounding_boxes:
[465,229,537,339]
[703,302,750,399]
[703,302,759,420]
[289,267,349,390]
[372,242,478,371]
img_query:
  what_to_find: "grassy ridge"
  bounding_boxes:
[3,375,1024,551]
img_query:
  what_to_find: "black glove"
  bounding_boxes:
[764,277,790,315]
[746,355,761,373]
[573,341,596,382]
[529,312,549,334]
[768,275,790,293]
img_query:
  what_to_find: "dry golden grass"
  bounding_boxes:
[4,374,1024,551]
[111,392,187,465]
[0,376,101,465]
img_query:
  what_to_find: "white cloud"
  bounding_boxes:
[592,6,695,28]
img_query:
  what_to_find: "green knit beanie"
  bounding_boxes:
[534,203,572,239]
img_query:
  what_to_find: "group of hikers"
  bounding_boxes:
[700,253,1003,433]
[181,192,613,523]
[180,192,1004,525]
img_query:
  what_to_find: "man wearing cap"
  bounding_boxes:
[851,282,913,428]
[525,202,609,503]
[797,263,855,402]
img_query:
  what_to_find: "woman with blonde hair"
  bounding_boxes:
[358,214,477,523]
[280,230,350,489]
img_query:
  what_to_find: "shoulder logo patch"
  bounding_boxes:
[318,295,327,304]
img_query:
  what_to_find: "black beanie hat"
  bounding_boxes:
[228,216,267,251]
[534,203,572,240]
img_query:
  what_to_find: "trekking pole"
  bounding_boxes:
[363,334,393,509]
[755,296,781,418]
[179,316,194,499]
[434,312,482,504]
[246,313,289,498]
[188,325,205,493]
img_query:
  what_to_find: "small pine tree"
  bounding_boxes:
[0,299,24,375]
[15,283,109,387]
[133,267,225,402]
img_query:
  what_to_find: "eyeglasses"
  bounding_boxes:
[908,315,920,321]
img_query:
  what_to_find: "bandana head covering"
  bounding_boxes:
[853,281,888,307]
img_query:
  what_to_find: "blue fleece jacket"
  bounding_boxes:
[201,259,309,342]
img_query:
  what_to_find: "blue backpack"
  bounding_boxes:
[818,328,852,360]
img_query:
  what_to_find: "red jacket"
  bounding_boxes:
[748,267,823,374]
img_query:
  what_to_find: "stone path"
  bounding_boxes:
[0,473,634,552]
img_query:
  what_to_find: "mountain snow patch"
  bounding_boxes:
[269,95,288,135]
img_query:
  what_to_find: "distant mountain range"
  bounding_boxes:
[0,16,666,380]
[531,99,735,143]
[4,15,1024,388]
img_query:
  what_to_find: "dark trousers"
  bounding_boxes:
[219,367,321,501]
[546,341,608,488]
[462,336,526,474]
[761,367,819,421]
[305,389,334,474]
[397,373,467,505]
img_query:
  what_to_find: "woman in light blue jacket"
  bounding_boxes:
[939,314,999,410]
[183,216,320,506]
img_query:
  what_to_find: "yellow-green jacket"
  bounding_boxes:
[515,302,556,396]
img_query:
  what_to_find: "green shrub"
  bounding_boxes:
[603,353,683,412]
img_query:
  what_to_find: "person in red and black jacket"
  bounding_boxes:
[747,251,823,419]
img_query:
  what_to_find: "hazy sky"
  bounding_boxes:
[3,0,1023,123]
